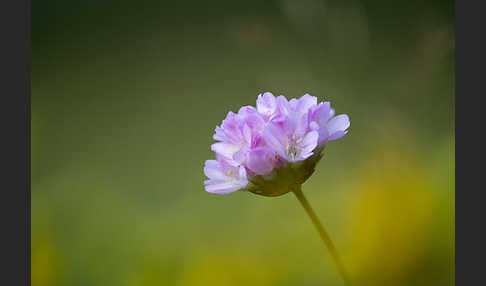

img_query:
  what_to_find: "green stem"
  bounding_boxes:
[292,185,351,286]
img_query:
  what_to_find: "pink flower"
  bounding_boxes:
[204,92,350,195]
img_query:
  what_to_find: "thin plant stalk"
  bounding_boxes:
[292,185,351,286]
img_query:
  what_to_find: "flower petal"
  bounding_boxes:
[300,131,319,159]
[327,114,350,134]
[247,147,276,175]
[327,130,348,141]
[296,94,317,113]
[294,113,309,138]
[211,142,238,159]
[309,121,319,131]
[262,123,287,158]
[318,127,330,144]
[203,160,225,180]
[321,102,332,122]
[256,92,277,117]
[329,108,335,118]
[205,180,244,194]
[243,114,265,133]
[238,165,247,180]
[276,95,290,117]
[243,124,252,144]
[289,98,298,110]
[238,105,257,117]
[213,126,225,141]
[233,146,249,164]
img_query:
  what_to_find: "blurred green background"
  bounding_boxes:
[32,0,454,285]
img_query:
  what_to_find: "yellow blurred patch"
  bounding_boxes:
[32,231,64,286]
[176,248,283,286]
[343,149,444,286]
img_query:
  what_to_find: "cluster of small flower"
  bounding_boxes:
[204,92,350,195]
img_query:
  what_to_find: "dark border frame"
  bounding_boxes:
[456,0,484,285]
[0,0,30,285]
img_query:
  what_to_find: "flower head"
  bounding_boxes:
[204,92,350,196]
